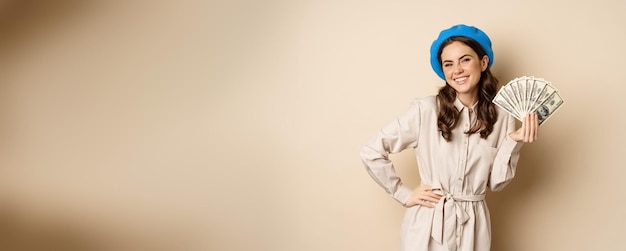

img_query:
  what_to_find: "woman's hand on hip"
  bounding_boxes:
[404,185,442,208]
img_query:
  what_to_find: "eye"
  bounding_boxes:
[461,57,471,62]
[443,62,452,67]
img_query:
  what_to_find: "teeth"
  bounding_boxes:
[455,77,467,82]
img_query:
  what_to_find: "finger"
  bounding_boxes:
[414,186,429,193]
[530,114,537,142]
[421,186,432,192]
[424,190,442,198]
[418,194,441,203]
[417,194,441,204]
[534,113,539,141]
[523,114,530,142]
[529,114,534,142]
[527,114,533,142]
[423,196,441,203]
[527,114,534,143]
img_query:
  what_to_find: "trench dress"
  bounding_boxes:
[360,96,523,251]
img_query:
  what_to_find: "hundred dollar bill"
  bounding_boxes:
[534,91,564,125]
[496,86,522,119]
[531,82,557,114]
[504,84,522,117]
[529,79,547,113]
[524,76,534,113]
[493,76,564,125]
[493,93,522,120]
[527,77,539,114]
[510,81,523,116]
[517,78,525,113]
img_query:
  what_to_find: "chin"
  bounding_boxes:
[451,86,469,93]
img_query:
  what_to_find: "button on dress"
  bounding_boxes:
[360,96,523,251]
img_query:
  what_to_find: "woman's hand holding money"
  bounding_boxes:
[510,113,539,143]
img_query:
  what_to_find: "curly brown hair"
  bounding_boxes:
[436,36,500,142]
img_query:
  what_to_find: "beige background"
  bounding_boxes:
[1,0,624,250]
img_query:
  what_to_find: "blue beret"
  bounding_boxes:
[429,24,494,80]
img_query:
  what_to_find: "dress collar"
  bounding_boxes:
[453,98,478,112]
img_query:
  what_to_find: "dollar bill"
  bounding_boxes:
[505,84,523,117]
[492,76,564,126]
[497,87,521,119]
[493,93,522,120]
[524,76,534,113]
[534,91,564,125]
[531,83,557,114]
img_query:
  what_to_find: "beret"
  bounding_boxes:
[430,24,494,80]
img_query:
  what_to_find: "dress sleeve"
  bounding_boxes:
[489,113,524,191]
[359,101,421,205]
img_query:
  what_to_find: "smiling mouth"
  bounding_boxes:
[454,77,468,83]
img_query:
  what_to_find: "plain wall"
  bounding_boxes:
[1,0,624,250]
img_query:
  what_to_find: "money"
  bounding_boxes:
[493,76,564,125]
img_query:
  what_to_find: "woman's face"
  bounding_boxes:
[440,41,489,101]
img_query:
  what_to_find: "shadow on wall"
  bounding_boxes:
[0,200,200,251]
[486,38,562,250]
[0,0,88,48]
[0,2,103,250]
[487,144,553,250]
[487,119,574,250]
[0,205,107,251]
[0,1,193,251]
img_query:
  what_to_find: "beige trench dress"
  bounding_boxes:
[360,96,523,251]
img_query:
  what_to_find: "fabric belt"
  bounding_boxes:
[430,189,485,251]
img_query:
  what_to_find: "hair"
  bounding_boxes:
[436,36,499,142]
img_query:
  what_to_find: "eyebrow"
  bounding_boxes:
[442,54,472,63]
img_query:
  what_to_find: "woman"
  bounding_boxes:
[359,24,538,251]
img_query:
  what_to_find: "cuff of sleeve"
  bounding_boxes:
[502,135,524,154]
[393,185,413,205]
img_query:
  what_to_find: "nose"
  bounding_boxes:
[454,64,464,74]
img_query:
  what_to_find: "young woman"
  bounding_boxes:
[359,24,538,251]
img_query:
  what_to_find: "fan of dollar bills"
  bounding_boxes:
[493,76,564,125]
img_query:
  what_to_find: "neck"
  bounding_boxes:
[457,92,478,107]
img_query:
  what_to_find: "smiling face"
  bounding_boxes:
[440,41,489,106]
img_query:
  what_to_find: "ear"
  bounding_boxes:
[481,55,489,71]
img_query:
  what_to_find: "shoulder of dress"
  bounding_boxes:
[409,95,438,110]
